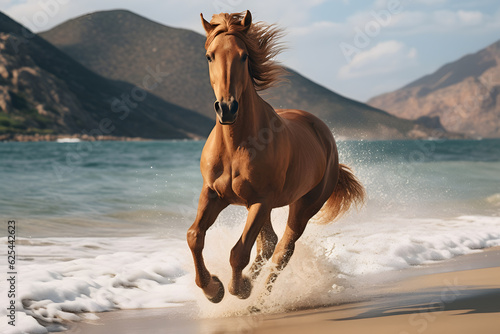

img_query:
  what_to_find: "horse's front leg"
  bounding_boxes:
[187,186,228,303]
[229,202,271,299]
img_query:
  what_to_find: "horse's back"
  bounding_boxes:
[276,108,336,155]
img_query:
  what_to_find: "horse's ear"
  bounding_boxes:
[200,13,215,35]
[241,10,252,32]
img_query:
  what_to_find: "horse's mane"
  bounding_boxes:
[205,12,286,91]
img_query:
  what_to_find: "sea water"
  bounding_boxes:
[0,139,499,333]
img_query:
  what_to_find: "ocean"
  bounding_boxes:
[1,139,500,333]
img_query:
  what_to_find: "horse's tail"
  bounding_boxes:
[314,164,365,224]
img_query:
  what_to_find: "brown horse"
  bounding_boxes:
[187,10,365,304]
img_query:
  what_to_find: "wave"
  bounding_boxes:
[486,193,500,207]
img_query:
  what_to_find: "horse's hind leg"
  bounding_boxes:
[187,186,228,303]
[265,195,326,292]
[249,220,277,280]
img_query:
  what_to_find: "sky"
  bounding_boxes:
[2,0,500,102]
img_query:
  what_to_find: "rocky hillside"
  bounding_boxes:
[40,9,446,140]
[368,40,500,138]
[0,11,213,140]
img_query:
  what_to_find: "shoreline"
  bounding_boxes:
[0,134,482,143]
[0,130,475,142]
[63,247,500,334]
[0,133,153,142]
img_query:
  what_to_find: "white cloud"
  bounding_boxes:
[374,0,447,9]
[351,40,404,66]
[457,10,483,25]
[289,21,344,37]
[426,9,488,30]
[433,10,458,27]
[365,9,492,34]
[387,11,428,28]
[412,0,448,5]
[338,40,417,79]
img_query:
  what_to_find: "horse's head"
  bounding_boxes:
[201,11,253,125]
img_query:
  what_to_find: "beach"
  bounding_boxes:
[1,140,499,334]
[65,247,500,334]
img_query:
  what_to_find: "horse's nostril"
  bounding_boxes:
[214,101,221,112]
[231,101,239,115]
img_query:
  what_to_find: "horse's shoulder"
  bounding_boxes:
[200,132,224,167]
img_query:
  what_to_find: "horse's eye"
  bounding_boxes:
[206,54,212,62]
[242,54,248,62]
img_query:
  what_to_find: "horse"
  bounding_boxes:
[187,10,365,304]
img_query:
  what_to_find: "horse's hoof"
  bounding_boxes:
[205,276,225,303]
[236,276,252,300]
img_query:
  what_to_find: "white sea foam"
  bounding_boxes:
[1,212,500,333]
[56,138,81,143]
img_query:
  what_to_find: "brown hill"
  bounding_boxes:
[368,40,500,138]
[40,9,446,140]
[0,11,213,140]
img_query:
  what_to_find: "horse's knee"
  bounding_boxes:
[187,227,204,252]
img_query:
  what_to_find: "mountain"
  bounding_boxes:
[40,9,447,140]
[368,40,500,138]
[0,11,213,140]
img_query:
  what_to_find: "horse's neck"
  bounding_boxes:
[218,88,279,150]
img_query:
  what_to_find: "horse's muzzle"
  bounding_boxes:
[214,99,239,125]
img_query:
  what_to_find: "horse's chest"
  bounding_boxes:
[202,144,275,205]
[209,166,256,205]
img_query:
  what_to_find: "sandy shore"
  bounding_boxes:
[65,248,500,334]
